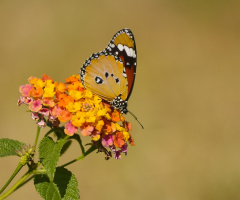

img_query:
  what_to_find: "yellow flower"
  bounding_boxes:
[97,108,107,117]
[66,102,81,113]
[93,95,102,104]
[28,77,38,85]
[69,90,83,100]
[55,82,66,93]
[34,79,45,88]
[45,80,55,89]
[43,87,55,98]
[123,131,130,141]
[115,123,125,132]
[83,90,93,98]
[71,111,86,127]
[105,113,111,120]
[96,120,104,132]
[85,111,96,123]
[92,134,100,141]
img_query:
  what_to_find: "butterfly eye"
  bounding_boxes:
[95,76,104,84]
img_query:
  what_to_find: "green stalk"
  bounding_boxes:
[0,168,33,200]
[0,171,32,200]
[0,162,23,195]
[60,145,97,168]
[33,126,41,152]
[0,167,46,200]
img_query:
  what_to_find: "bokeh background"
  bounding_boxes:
[1,1,240,199]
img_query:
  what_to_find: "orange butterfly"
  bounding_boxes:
[80,29,143,128]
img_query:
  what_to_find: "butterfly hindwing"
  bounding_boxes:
[80,52,128,102]
[105,28,137,101]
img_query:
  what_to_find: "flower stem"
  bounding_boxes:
[0,170,33,200]
[0,167,46,200]
[0,162,23,195]
[33,126,41,152]
[60,145,97,168]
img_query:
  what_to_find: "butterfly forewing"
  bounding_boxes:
[105,29,137,101]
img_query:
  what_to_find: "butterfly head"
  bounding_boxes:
[111,95,128,114]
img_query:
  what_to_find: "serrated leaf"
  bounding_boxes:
[54,167,80,200]
[34,167,80,200]
[34,175,62,200]
[60,140,72,156]
[70,134,85,154]
[0,138,27,157]
[39,137,66,181]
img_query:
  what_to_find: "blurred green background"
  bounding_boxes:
[1,1,240,199]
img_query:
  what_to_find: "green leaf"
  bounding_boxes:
[0,138,27,157]
[54,167,80,200]
[38,137,66,181]
[34,175,62,200]
[60,140,72,156]
[34,167,79,200]
[70,134,85,154]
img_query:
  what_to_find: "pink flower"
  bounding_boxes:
[121,143,128,154]
[17,96,25,106]
[29,100,42,112]
[114,150,121,159]
[43,98,55,107]
[24,97,32,104]
[31,112,39,120]
[19,84,33,97]
[18,96,32,106]
[64,121,78,136]
[81,125,94,136]
[39,108,50,117]
[51,105,62,117]
[102,135,113,147]
[37,117,46,128]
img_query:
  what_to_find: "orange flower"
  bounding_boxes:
[128,133,135,146]
[123,122,132,132]
[65,75,79,83]
[43,98,55,107]
[112,132,125,148]
[57,94,74,108]
[30,87,43,98]
[67,81,81,91]
[55,82,66,93]
[58,110,72,122]
[41,73,53,81]
[81,125,94,136]
[111,110,124,122]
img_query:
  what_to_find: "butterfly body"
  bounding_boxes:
[80,29,137,114]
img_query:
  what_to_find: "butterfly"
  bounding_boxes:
[80,29,143,128]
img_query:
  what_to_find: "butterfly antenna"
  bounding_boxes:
[128,110,144,129]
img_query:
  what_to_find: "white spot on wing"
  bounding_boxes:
[118,44,124,51]
[124,46,131,57]
[132,50,136,58]
[129,48,133,57]
[110,43,115,48]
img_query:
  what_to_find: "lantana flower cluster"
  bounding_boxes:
[18,74,135,159]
